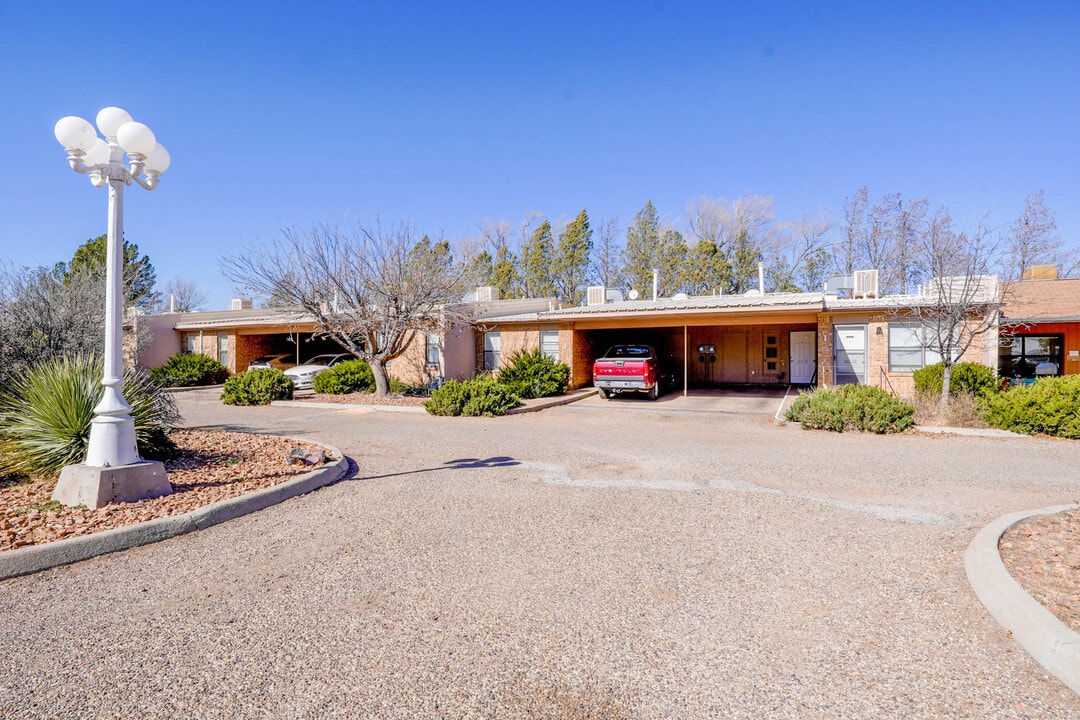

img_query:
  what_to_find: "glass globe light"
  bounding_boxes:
[117,121,156,159]
[54,116,98,153]
[96,107,133,138]
[144,144,171,174]
[83,138,110,166]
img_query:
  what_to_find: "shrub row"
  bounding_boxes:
[423,349,570,416]
[785,384,914,434]
[150,353,229,388]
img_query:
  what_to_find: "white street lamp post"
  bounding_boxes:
[51,107,173,509]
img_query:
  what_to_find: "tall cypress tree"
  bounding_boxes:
[520,220,555,298]
[623,200,662,298]
[553,208,593,305]
[623,201,689,298]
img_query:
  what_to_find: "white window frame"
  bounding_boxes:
[540,330,559,362]
[483,332,501,371]
[888,322,943,372]
[217,334,229,366]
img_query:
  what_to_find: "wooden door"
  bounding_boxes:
[722,332,747,383]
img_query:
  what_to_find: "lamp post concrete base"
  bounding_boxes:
[53,461,171,510]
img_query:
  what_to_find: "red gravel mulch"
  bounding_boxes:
[999,508,1080,632]
[293,391,426,407]
[0,430,331,552]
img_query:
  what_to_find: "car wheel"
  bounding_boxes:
[647,384,658,401]
[596,387,609,399]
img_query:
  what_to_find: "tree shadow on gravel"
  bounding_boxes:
[337,456,520,484]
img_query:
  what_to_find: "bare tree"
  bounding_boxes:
[895,207,1004,409]
[888,196,928,294]
[837,187,869,276]
[766,213,832,292]
[589,216,625,293]
[0,264,110,385]
[160,277,207,313]
[1003,189,1072,280]
[221,221,478,396]
[861,192,899,288]
[685,194,780,292]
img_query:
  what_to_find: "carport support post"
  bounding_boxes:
[683,325,688,397]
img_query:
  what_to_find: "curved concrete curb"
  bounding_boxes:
[0,444,349,581]
[965,503,1080,694]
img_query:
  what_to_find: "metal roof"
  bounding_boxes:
[478,290,955,323]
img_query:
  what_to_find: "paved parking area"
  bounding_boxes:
[2,390,1079,718]
[576,386,793,416]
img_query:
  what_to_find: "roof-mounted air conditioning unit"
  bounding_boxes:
[854,269,879,299]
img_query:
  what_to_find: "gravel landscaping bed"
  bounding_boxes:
[0,430,328,551]
[1000,507,1080,632]
[293,391,427,407]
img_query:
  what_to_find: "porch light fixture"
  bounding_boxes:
[50,107,172,509]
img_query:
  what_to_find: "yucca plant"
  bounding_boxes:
[0,354,180,479]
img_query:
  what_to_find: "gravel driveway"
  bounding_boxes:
[2,389,1079,718]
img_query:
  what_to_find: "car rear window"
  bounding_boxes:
[603,346,653,359]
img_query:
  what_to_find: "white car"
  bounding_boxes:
[283,353,353,390]
[247,354,295,371]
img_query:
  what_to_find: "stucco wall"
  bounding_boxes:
[132,313,183,370]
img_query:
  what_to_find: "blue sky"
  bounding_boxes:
[2,1,1078,309]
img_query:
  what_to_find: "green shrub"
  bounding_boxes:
[312,358,373,394]
[221,368,294,406]
[424,377,521,416]
[496,348,570,399]
[981,375,1080,438]
[0,354,179,478]
[424,379,469,416]
[785,384,914,434]
[912,362,999,399]
[150,353,229,388]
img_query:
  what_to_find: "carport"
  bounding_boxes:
[566,308,819,396]
[172,308,346,374]
[548,291,816,395]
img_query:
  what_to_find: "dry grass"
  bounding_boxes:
[910,390,989,428]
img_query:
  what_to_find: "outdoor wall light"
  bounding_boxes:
[50,107,172,509]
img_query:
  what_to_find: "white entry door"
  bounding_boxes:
[789,331,816,384]
[834,325,867,385]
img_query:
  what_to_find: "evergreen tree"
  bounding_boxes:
[491,245,520,299]
[63,234,158,309]
[729,229,764,293]
[682,239,731,295]
[553,208,593,305]
[658,229,689,296]
[623,200,663,298]
[624,202,691,298]
[520,220,555,297]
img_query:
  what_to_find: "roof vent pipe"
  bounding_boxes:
[758,262,765,295]
[169,293,176,313]
[652,268,659,301]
